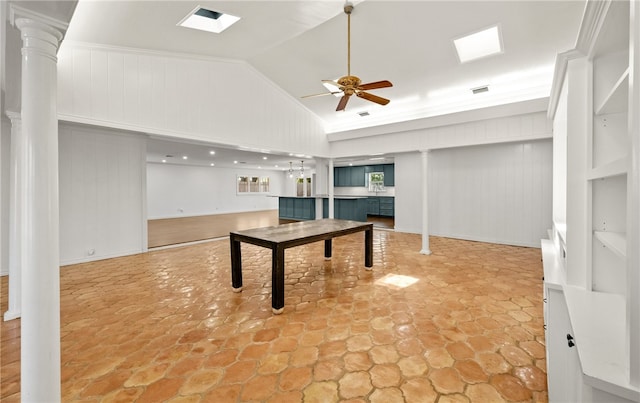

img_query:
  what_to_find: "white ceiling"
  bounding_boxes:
[62,0,586,169]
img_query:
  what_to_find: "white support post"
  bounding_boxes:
[15,16,64,401]
[3,111,21,321]
[420,150,432,255]
[329,159,335,218]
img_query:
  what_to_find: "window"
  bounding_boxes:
[296,177,312,197]
[237,176,270,194]
[368,172,385,192]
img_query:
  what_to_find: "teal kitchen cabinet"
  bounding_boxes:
[322,198,367,222]
[334,164,394,187]
[378,197,394,216]
[278,197,315,220]
[335,166,350,187]
[367,198,380,215]
[350,166,366,187]
[383,164,395,186]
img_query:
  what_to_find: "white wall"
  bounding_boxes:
[59,123,147,265]
[57,42,330,158]
[393,153,422,234]
[147,163,287,219]
[426,140,552,247]
[0,116,9,275]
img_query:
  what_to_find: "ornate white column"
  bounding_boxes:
[420,150,432,255]
[328,159,335,218]
[3,111,22,321]
[15,16,64,401]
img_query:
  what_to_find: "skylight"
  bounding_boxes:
[177,6,240,34]
[453,25,503,63]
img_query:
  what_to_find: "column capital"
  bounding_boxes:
[10,3,68,33]
[15,17,64,61]
[5,110,22,123]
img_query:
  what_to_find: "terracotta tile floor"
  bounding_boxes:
[1,231,548,402]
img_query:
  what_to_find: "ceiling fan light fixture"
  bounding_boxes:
[177,6,240,34]
[301,3,392,111]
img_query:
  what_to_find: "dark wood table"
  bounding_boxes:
[230,218,373,314]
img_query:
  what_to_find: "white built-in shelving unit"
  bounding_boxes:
[545,1,639,402]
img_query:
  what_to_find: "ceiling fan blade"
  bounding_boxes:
[356,91,390,106]
[322,79,340,85]
[358,80,393,91]
[301,91,343,99]
[336,94,351,111]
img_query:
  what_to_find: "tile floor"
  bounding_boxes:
[1,231,548,402]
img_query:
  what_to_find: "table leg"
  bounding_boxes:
[230,236,243,292]
[324,239,332,260]
[272,245,285,314]
[365,227,373,269]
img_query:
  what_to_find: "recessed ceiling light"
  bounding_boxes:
[162,159,166,163]
[233,160,238,164]
[210,163,215,166]
[177,6,240,34]
[209,150,215,155]
[182,156,188,160]
[358,111,370,117]
[453,25,503,63]
[263,156,268,160]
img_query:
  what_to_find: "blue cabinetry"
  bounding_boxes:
[334,164,394,187]
[322,198,367,222]
[378,197,394,216]
[278,197,315,220]
[383,164,395,186]
[367,198,379,215]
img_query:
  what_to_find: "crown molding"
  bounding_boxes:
[547,49,585,120]
[575,0,611,56]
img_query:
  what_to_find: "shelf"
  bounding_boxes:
[593,231,626,258]
[595,68,629,115]
[587,157,628,180]
[541,239,565,290]
[563,286,639,401]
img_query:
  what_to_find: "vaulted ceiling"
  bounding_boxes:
[6,0,586,169]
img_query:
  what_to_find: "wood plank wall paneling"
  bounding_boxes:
[59,124,147,265]
[329,111,551,158]
[57,43,330,157]
[427,140,552,247]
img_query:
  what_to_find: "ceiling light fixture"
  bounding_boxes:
[288,161,294,178]
[299,161,305,178]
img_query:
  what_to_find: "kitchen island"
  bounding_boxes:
[278,196,368,222]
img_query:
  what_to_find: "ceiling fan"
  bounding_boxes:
[302,2,393,112]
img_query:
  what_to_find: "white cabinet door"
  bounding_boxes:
[546,288,583,402]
